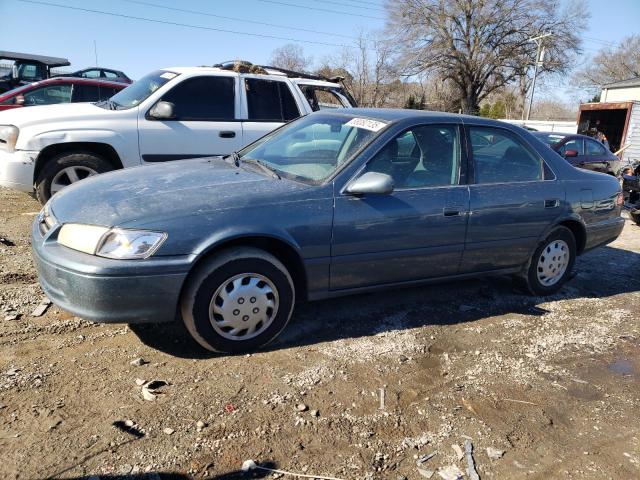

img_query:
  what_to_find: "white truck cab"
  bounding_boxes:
[0,63,355,202]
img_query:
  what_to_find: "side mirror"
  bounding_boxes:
[15,95,25,105]
[149,101,175,120]
[564,149,578,158]
[346,172,394,196]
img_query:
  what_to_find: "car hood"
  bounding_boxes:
[49,157,313,227]
[0,101,108,127]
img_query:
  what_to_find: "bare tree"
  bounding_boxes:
[317,32,398,107]
[573,35,640,94]
[269,44,312,72]
[386,0,584,114]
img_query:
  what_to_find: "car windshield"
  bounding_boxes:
[105,70,179,109]
[238,114,388,184]
[535,133,567,147]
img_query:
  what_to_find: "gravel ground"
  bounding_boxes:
[0,187,639,480]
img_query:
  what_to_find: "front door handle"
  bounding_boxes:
[443,206,463,217]
[219,131,236,138]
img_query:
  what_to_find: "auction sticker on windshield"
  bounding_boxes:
[345,117,388,132]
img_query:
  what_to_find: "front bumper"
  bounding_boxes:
[0,149,38,192]
[32,219,193,324]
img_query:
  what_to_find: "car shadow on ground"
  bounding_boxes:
[46,465,273,479]
[130,244,640,359]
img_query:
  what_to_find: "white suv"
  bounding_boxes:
[0,63,354,203]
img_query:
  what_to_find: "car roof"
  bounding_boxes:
[0,50,70,67]
[160,66,344,86]
[534,131,596,140]
[319,107,517,126]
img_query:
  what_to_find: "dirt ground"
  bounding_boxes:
[1,186,639,480]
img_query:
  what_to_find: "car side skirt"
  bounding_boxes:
[307,266,522,301]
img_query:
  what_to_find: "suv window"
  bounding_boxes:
[23,84,72,105]
[245,78,299,121]
[586,138,607,156]
[300,86,347,111]
[103,71,119,79]
[161,76,235,121]
[558,138,584,155]
[364,125,460,188]
[470,127,543,183]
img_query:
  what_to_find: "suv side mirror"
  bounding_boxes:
[149,101,175,120]
[346,172,394,196]
[564,149,578,158]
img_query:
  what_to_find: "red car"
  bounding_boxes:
[0,77,126,111]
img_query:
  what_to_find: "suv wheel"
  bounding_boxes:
[35,151,113,204]
[181,248,295,353]
[518,226,576,295]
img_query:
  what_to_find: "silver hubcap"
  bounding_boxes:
[50,166,98,194]
[537,239,570,286]
[209,273,279,341]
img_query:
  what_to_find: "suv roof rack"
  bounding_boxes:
[211,60,344,83]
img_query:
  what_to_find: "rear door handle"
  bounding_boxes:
[544,199,559,208]
[219,131,236,138]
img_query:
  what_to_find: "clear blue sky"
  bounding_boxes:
[0,0,638,83]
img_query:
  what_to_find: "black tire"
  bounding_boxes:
[630,208,640,226]
[35,151,114,204]
[180,248,295,353]
[518,226,576,296]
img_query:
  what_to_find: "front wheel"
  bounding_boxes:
[181,248,295,353]
[35,151,114,204]
[519,226,576,296]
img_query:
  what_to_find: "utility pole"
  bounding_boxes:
[525,33,552,121]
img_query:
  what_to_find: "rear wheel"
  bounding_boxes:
[181,248,295,353]
[35,151,113,204]
[518,226,576,295]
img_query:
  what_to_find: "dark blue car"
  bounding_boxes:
[32,109,624,353]
[533,131,622,176]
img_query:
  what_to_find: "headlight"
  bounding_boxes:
[96,228,167,259]
[0,125,19,152]
[57,224,166,259]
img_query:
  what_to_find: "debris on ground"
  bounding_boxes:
[162,427,174,435]
[141,380,167,401]
[30,298,51,317]
[437,465,465,480]
[464,440,480,480]
[129,357,148,367]
[296,403,308,412]
[486,447,505,460]
[0,237,15,247]
[452,444,464,461]
[416,451,437,479]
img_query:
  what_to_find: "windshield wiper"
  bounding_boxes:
[223,151,241,167]
[241,158,281,179]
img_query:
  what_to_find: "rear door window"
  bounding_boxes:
[72,84,102,102]
[585,138,607,156]
[470,127,543,183]
[558,138,584,155]
[245,78,300,121]
[300,85,348,111]
[161,76,235,121]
